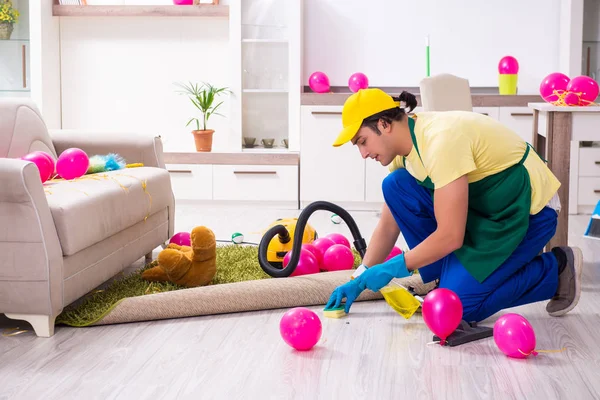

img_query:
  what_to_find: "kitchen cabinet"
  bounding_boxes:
[212,164,298,202]
[300,106,365,204]
[165,164,213,201]
[229,0,303,153]
[498,107,535,144]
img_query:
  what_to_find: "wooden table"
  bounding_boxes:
[529,102,600,249]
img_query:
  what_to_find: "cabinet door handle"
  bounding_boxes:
[311,111,342,115]
[233,170,277,175]
[511,113,533,117]
[22,44,26,88]
[594,190,600,193]
[480,112,489,116]
[168,169,192,174]
[594,161,600,165]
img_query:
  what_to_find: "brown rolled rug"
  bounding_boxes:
[93,270,434,326]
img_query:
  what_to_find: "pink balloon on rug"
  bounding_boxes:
[169,232,191,246]
[283,248,320,277]
[21,151,54,183]
[322,244,354,271]
[384,246,403,261]
[56,148,89,180]
[324,233,350,249]
[493,313,537,358]
[348,72,369,92]
[301,243,323,268]
[280,307,322,351]
[312,237,336,260]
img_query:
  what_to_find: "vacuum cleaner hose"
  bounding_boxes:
[258,201,368,277]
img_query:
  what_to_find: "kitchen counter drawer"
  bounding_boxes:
[166,164,212,200]
[578,148,600,177]
[212,165,298,202]
[577,177,600,205]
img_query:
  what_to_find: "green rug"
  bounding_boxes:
[56,245,362,327]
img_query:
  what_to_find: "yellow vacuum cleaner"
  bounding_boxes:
[264,217,318,267]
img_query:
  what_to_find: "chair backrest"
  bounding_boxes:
[419,73,473,112]
[0,98,57,159]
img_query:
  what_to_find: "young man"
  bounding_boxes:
[325,88,583,322]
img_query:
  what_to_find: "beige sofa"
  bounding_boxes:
[0,98,175,337]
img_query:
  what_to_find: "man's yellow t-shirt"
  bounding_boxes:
[389,111,560,215]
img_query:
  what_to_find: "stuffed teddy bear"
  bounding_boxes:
[142,226,217,288]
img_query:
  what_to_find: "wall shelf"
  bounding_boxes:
[52,5,229,18]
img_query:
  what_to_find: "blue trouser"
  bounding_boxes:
[382,168,559,322]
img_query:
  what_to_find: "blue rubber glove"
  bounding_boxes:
[355,252,411,293]
[325,279,364,313]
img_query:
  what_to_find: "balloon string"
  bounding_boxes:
[534,347,567,354]
[549,89,600,107]
[518,347,566,356]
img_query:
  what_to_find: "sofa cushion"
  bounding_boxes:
[44,167,172,256]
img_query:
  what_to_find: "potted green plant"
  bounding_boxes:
[0,0,19,40]
[176,81,230,152]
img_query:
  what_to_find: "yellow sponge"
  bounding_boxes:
[323,306,347,319]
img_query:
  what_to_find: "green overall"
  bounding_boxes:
[403,117,532,283]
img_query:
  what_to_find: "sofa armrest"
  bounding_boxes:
[0,159,64,317]
[49,130,166,169]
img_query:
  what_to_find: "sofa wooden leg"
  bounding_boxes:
[4,313,57,337]
[145,251,153,263]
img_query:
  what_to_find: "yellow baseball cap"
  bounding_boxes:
[332,88,398,147]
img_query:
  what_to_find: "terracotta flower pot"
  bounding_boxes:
[192,130,214,152]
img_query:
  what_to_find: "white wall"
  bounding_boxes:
[11,0,29,39]
[302,0,562,94]
[59,16,231,152]
[30,0,61,129]
[584,0,600,41]
[583,0,600,78]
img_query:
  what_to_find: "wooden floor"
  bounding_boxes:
[2,203,600,399]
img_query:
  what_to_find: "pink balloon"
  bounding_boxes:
[384,246,403,261]
[173,0,193,4]
[498,56,519,74]
[422,288,463,344]
[324,233,350,249]
[301,243,322,268]
[322,244,354,271]
[169,231,191,247]
[539,72,570,103]
[56,148,89,180]
[283,248,320,277]
[40,152,56,178]
[312,237,336,261]
[21,151,54,183]
[564,92,581,106]
[348,72,369,93]
[493,313,537,358]
[308,71,330,93]
[280,307,322,351]
[566,75,600,104]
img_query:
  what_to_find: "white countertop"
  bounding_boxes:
[528,102,600,112]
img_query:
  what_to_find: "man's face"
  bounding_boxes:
[351,121,394,166]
